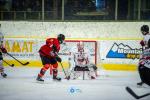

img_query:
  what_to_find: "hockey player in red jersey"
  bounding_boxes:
[36,34,65,82]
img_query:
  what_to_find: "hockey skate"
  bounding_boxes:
[52,69,61,81]
[1,72,7,78]
[65,76,70,80]
[53,77,61,81]
[91,76,95,79]
[137,82,144,86]
[36,76,44,82]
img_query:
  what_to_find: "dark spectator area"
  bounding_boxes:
[0,0,150,21]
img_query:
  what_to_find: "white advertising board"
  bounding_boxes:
[100,40,142,64]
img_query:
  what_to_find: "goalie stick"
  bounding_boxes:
[126,86,150,99]
[3,60,14,67]
[6,53,29,65]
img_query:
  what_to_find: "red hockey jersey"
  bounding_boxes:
[39,38,60,57]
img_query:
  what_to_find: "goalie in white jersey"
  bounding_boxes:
[68,41,97,79]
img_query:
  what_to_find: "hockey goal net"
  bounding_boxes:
[59,40,97,65]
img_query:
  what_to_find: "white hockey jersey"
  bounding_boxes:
[143,34,150,49]
[139,48,150,69]
[68,47,91,69]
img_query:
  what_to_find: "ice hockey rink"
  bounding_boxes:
[0,22,150,100]
[0,67,150,100]
[0,0,150,99]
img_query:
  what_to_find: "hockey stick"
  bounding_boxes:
[126,86,150,99]
[6,53,29,65]
[59,62,70,80]
[3,60,14,67]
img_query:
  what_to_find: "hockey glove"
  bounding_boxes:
[50,51,55,57]
[52,45,57,52]
[140,40,145,46]
[1,47,7,53]
[56,56,62,62]
[146,56,150,60]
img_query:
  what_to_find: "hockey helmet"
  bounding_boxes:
[141,25,149,33]
[57,34,65,44]
[77,41,84,52]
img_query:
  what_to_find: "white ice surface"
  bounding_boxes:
[0,67,150,100]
